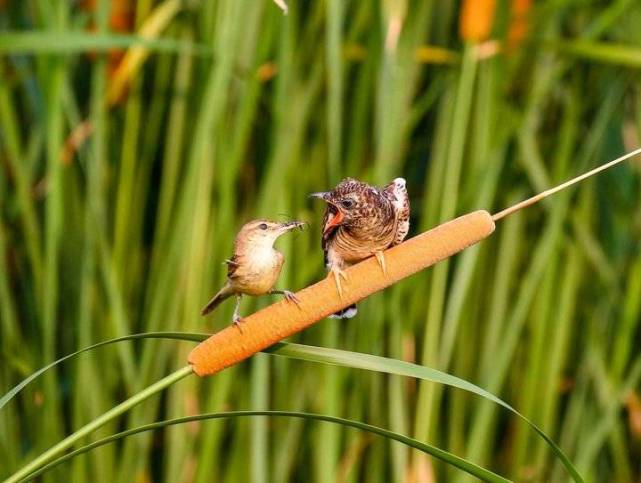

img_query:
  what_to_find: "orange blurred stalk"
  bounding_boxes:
[459,0,497,43]
[508,0,533,49]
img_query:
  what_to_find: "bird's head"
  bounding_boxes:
[238,219,306,246]
[310,178,376,235]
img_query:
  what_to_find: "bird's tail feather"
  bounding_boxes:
[329,304,357,319]
[201,284,234,316]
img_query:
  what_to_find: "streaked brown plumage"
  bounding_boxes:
[201,219,305,328]
[311,177,410,318]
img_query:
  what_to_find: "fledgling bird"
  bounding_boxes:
[311,177,410,318]
[201,219,305,328]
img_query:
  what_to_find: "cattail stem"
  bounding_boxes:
[189,211,496,376]
[491,147,641,221]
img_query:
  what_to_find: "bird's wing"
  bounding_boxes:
[321,206,336,268]
[224,256,240,278]
[383,178,410,246]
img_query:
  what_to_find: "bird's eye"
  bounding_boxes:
[340,199,354,209]
[258,223,268,230]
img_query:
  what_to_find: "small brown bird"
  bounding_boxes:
[201,219,305,327]
[311,177,410,318]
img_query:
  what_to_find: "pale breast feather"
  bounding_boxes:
[334,227,394,263]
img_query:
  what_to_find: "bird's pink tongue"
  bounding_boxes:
[324,209,344,235]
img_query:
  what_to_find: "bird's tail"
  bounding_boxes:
[201,283,234,316]
[329,303,358,319]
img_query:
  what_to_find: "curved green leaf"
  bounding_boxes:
[555,40,641,68]
[0,332,583,482]
[0,32,211,56]
[26,411,510,483]
[266,342,582,482]
[0,332,206,411]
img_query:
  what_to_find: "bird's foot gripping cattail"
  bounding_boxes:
[328,265,349,298]
[231,294,244,332]
[269,289,301,307]
[374,250,387,275]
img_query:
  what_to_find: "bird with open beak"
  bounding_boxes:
[201,219,305,329]
[311,177,410,318]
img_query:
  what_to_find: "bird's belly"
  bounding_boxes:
[233,260,282,295]
[332,233,392,264]
[238,279,276,295]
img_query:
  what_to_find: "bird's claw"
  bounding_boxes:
[232,315,244,333]
[329,266,348,299]
[374,251,387,276]
[283,290,301,307]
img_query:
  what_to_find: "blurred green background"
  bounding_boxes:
[2,0,641,481]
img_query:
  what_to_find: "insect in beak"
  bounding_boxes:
[279,220,306,232]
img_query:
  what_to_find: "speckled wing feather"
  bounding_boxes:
[383,178,410,246]
[321,206,334,268]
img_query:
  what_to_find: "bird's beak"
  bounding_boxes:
[309,192,330,200]
[323,208,344,235]
[309,191,344,234]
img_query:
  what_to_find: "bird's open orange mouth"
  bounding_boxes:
[324,204,344,235]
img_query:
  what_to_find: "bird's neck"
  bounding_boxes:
[236,239,278,258]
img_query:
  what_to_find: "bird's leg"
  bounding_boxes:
[374,250,387,276]
[232,294,244,333]
[269,289,301,308]
[328,264,348,299]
